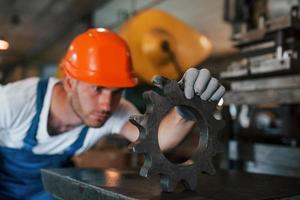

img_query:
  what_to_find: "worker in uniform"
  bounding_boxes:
[0,28,225,200]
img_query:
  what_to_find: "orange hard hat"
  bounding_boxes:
[60,28,137,87]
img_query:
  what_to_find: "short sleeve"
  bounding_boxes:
[106,99,140,134]
[0,78,38,131]
[0,85,12,130]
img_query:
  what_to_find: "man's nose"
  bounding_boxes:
[99,91,113,112]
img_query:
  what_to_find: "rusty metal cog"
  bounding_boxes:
[129,77,225,192]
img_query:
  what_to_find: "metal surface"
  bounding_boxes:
[129,77,224,192]
[224,87,300,105]
[229,75,300,91]
[42,168,300,200]
[223,74,300,104]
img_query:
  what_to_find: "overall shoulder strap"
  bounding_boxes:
[23,78,49,151]
[64,126,89,156]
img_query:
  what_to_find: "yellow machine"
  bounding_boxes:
[119,9,212,84]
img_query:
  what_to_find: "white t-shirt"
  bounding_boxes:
[0,77,139,155]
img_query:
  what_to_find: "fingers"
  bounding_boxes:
[210,85,225,101]
[181,67,225,101]
[194,68,211,97]
[200,77,219,100]
[182,68,199,99]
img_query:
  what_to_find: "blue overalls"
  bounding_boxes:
[0,79,89,200]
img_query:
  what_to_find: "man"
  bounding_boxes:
[0,28,225,200]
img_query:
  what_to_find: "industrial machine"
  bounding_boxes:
[222,0,300,177]
[119,9,212,84]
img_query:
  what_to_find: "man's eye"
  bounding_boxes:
[93,86,103,93]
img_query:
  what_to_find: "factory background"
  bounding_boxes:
[1,0,300,199]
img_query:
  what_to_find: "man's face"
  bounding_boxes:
[69,80,123,128]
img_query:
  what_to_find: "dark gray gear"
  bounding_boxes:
[129,77,225,192]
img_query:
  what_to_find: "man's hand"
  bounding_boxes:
[151,68,225,120]
[178,68,225,101]
[177,68,225,120]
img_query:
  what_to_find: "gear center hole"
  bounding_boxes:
[159,106,208,166]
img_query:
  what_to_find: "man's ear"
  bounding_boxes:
[62,74,77,92]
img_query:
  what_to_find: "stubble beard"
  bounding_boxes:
[69,91,107,128]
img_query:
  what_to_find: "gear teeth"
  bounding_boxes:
[128,76,225,192]
[128,141,146,153]
[129,115,147,139]
[208,137,219,156]
[140,166,150,178]
[202,159,216,175]
[129,115,144,126]
[142,91,153,103]
[152,75,168,89]
[140,155,162,178]
[162,80,176,96]
[160,175,179,192]
[147,167,159,176]
[140,155,153,178]
[127,142,135,152]
[148,91,162,103]
[182,175,198,191]
[140,165,158,178]
[143,91,163,106]
[215,140,224,153]
[209,118,225,130]
[217,120,226,130]
[165,80,183,97]
[203,100,217,112]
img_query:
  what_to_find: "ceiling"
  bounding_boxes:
[0,0,109,70]
[0,0,236,78]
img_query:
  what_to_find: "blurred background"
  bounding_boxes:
[1,0,300,179]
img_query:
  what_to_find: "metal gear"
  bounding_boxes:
[129,77,225,192]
